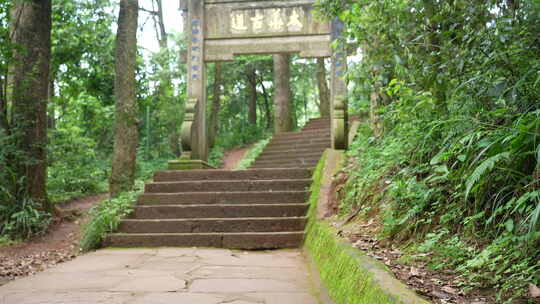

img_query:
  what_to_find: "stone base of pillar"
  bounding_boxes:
[168,159,215,170]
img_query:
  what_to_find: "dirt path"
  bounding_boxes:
[221,146,251,169]
[0,194,106,286]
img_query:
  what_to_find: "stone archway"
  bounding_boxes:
[178,0,348,163]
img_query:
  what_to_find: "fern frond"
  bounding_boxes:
[465,152,511,200]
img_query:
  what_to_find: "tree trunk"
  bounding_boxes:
[259,78,272,130]
[47,78,55,129]
[110,0,139,197]
[10,0,52,209]
[316,58,330,117]
[273,54,294,133]
[154,0,168,49]
[208,62,222,148]
[370,91,382,137]
[0,76,8,133]
[246,65,257,125]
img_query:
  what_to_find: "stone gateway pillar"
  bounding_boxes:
[174,0,348,167]
[330,18,348,150]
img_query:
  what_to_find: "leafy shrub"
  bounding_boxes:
[47,124,108,202]
[80,158,166,251]
[0,198,52,240]
[79,184,140,251]
[208,145,225,168]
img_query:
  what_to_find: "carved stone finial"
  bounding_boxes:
[180,98,197,158]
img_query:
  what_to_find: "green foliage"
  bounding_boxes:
[0,128,53,242]
[47,123,109,202]
[0,235,18,247]
[318,0,540,301]
[80,183,140,251]
[0,198,52,240]
[236,137,272,169]
[208,145,225,168]
[80,158,166,251]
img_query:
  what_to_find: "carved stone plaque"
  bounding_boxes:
[205,3,330,39]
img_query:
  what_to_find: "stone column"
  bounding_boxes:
[330,18,348,150]
[187,0,208,161]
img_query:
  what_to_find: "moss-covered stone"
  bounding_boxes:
[168,160,215,170]
[304,149,430,304]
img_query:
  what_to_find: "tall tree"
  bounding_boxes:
[246,64,257,125]
[316,58,330,117]
[208,62,222,148]
[147,0,181,156]
[259,77,272,130]
[153,0,167,49]
[110,0,139,197]
[273,54,294,133]
[10,0,53,208]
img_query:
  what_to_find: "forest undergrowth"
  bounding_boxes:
[315,0,540,301]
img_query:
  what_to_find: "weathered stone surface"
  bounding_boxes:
[106,232,304,249]
[130,293,226,304]
[132,203,309,219]
[191,265,308,281]
[154,168,312,182]
[189,278,303,293]
[110,275,187,292]
[118,217,307,233]
[167,159,214,170]
[144,179,311,193]
[137,190,308,205]
[0,248,323,304]
[196,249,305,267]
[0,291,133,304]
[205,35,332,61]
[246,292,320,304]
[204,1,330,39]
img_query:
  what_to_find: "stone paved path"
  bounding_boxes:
[0,248,327,304]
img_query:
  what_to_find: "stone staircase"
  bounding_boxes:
[106,117,331,249]
[251,118,331,168]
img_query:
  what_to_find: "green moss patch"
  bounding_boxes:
[304,150,429,304]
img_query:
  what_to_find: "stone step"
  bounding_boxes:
[253,156,321,168]
[144,179,311,193]
[250,165,316,169]
[269,137,330,145]
[132,203,309,219]
[255,153,323,162]
[250,162,318,169]
[303,119,330,126]
[272,130,330,139]
[105,231,304,249]
[137,190,309,205]
[117,217,307,233]
[301,127,329,131]
[153,168,311,182]
[302,123,330,129]
[264,141,331,151]
[260,146,328,156]
[259,147,326,155]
